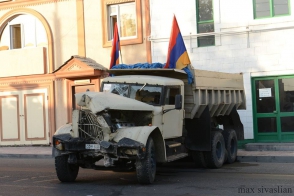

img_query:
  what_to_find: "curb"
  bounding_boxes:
[0,154,52,159]
[237,156,294,163]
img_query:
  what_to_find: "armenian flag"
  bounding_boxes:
[165,16,191,69]
[110,23,120,69]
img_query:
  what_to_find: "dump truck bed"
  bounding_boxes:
[184,69,245,119]
[107,68,246,119]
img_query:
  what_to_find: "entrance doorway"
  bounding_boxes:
[252,77,294,142]
[0,88,49,145]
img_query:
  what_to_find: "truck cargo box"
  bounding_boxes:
[184,68,246,119]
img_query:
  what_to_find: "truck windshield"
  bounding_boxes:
[102,83,162,105]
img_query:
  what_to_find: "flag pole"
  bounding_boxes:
[117,23,123,64]
[120,50,123,64]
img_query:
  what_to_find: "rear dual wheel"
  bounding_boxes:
[204,131,226,168]
[191,131,226,169]
[192,129,238,168]
[223,129,238,164]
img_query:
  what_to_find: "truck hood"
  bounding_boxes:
[75,92,155,113]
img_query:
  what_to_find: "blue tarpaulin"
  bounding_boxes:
[111,63,194,84]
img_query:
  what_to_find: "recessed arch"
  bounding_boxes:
[0,8,54,73]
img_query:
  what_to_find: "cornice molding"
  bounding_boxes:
[0,74,55,86]
[0,0,72,11]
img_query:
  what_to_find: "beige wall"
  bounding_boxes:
[54,79,68,129]
[0,47,46,77]
[25,0,79,70]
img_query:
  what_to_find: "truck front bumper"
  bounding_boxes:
[52,133,145,159]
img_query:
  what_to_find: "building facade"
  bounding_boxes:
[0,0,151,145]
[2,0,292,146]
[149,0,294,144]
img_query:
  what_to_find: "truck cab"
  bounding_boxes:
[101,75,184,139]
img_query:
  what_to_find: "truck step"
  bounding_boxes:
[167,153,188,162]
[165,141,182,148]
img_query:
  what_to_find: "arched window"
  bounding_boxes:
[0,14,47,50]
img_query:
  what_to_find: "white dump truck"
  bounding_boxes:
[52,67,246,184]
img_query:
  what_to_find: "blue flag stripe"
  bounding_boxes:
[168,32,187,68]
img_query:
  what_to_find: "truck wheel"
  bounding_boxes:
[204,131,226,168]
[224,149,228,163]
[223,129,238,164]
[191,151,207,168]
[55,155,79,182]
[136,137,156,184]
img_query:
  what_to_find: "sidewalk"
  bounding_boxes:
[0,146,294,163]
[0,146,52,159]
[237,149,294,163]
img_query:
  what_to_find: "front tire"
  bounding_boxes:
[55,155,79,182]
[204,131,226,168]
[136,137,156,184]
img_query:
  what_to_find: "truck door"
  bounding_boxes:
[162,86,183,139]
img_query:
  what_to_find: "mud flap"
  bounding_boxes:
[185,106,211,151]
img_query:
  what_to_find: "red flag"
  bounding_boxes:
[110,23,120,69]
[165,16,190,69]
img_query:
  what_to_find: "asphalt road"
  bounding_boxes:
[0,158,294,196]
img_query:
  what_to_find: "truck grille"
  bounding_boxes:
[78,110,103,141]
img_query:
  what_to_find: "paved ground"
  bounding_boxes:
[1,158,294,196]
[0,146,294,162]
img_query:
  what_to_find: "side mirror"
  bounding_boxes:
[163,94,182,114]
[175,94,182,110]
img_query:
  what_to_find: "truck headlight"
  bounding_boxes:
[123,149,138,155]
[54,140,64,151]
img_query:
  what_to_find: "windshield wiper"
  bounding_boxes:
[139,83,147,91]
